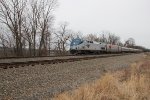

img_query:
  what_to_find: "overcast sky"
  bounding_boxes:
[54,0,150,48]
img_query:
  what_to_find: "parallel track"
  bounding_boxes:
[0,54,131,70]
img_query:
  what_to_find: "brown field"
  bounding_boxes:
[54,53,150,100]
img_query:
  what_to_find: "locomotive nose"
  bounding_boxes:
[70,46,77,50]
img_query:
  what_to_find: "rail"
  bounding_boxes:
[0,53,132,69]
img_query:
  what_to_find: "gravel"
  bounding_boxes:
[0,53,144,100]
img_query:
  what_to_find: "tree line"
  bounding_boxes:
[0,0,58,57]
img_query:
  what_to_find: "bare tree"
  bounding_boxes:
[108,33,120,44]
[23,0,40,56]
[22,0,57,56]
[47,30,53,56]
[37,0,57,56]
[0,33,8,56]
[0,0,27,56]
[55,22,71,54]
[22,0,40,56]
[125,38,135,47]
[85,34,100,42]
[30,0,40,56]
[100,31,120,44]
[22,19,33,56]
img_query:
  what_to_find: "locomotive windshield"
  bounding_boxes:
[70,38,83,46]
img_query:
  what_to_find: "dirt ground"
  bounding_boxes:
[0,53,144,100]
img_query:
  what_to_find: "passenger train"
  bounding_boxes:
[70,37,142,54]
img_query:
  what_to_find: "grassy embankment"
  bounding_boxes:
[54,53,150,100]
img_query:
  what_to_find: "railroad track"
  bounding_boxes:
[0,53,132,69]
[0,54,74,60]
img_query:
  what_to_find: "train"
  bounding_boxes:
[70,37,142,54]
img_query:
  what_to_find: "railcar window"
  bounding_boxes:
[90,41,93,43]
[101,47,105,50]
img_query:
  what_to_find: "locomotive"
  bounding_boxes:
[70,37,142,54]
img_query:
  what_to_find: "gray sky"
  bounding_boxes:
[54,0,150,48]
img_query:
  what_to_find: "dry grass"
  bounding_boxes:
[54,54,150,100]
